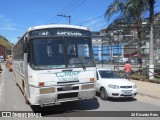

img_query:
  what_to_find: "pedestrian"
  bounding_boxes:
[124,61,131,80]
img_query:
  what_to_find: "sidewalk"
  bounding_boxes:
[131,80,160,99]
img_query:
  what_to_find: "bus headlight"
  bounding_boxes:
[81,84,94,90]
[40,87,55,94]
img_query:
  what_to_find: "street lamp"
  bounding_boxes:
[57,14,71,25]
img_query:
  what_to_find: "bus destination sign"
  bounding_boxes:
[57,30,82,36]
[29,28,91,37]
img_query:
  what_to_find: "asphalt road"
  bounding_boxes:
[0,63,160,120]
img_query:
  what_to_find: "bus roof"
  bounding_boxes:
[27,24,89,32]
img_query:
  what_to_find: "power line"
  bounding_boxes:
[87,20,106,28]
[58,0,78,14]
[77,15,104,25]
[65,0,87,14]
[53,0,80,23]
[47,0,105,27]
[57,14,71,24]
[54,0,88,24]
[90,22,108,31]
[79,19,107,31]
[47,0,79,24]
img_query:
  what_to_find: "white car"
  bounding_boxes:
[95,69,138,100]
[0,63,2,71]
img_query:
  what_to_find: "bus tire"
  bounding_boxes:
[24,93,30,105]
[13,72,18,86]
[23,82,30,105]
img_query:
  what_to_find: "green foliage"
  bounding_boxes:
[156,21,160,26]
[105,0,151,39]
[0,36,13,50]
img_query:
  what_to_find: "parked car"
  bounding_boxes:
[0,63,2,71]
[142,58,149,63]
[95,69,138,100]
[155,59,160,63]
[0,56,4,63]
[116,57,129,63]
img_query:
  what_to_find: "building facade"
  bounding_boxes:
[91,32,123,63]
[0,44,6,58]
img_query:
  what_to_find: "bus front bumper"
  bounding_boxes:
[28,85,96,106]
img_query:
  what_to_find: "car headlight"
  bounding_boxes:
[133,85,137,89]
[108,84,120,89]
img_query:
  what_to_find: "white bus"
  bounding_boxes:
[13,24,96,106]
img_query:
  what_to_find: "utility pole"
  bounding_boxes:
[57,14,71,25]
[149,0,154,80]
[102,36,104,68]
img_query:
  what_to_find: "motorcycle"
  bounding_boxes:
[8,62,13,71]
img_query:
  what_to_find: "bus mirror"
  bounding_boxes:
[24,37,29,53]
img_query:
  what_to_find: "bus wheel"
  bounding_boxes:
[23,83,30,105]
[24,91,30,105]
[14,72,18,86]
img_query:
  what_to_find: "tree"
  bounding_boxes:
[105,0,150,56]
[0,36,13,50]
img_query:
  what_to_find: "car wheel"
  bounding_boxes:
[100,87,108,100]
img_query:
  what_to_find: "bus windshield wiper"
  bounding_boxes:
[76,57,86,70]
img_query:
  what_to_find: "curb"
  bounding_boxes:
[131,77,160,84]
[138,92,160,100]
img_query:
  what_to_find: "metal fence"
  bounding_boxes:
[93,46,160,66]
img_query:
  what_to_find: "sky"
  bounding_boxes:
[0,0,113,44]
[0,0,160,44]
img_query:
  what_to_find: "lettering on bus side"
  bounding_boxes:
[56,71,80,83]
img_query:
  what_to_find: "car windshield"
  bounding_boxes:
[98,70,122,79]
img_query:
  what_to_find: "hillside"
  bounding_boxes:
[0,36,13,50]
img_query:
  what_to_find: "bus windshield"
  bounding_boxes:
[29,37,94,69]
